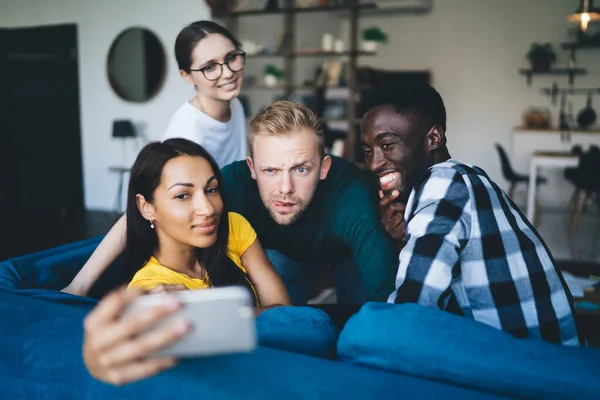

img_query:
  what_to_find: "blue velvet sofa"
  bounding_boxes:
[1,237,599,399]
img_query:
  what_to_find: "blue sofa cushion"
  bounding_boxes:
[0,238,339,358]
[0,290,508,399]
[337,302,600,399]
[0,236,123,299]
[257,306,339,359]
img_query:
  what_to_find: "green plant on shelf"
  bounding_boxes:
[264,64,284,87]
[264,64,284,79]
[526,43,556,72]
[362,27,388,44]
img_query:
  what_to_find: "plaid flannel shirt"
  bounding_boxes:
[388,159,581,346]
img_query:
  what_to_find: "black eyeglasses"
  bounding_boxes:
[189,52,246,81]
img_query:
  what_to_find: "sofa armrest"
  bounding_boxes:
[337,302,600,399]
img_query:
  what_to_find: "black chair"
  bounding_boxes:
[564,145,600,234]
[564,145,584,192]
[495,144,547,198]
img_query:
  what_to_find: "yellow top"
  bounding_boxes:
[128,212,257,291]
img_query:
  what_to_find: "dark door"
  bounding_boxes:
[0,24,85,260]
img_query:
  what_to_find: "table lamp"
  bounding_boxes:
[112,120,136,138]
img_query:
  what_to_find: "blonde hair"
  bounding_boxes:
[248,101,324,157]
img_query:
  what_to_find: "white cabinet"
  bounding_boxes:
[511,129,600,209]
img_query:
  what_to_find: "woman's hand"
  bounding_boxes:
[82,287,191,385]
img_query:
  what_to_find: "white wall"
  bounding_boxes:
[341,0,600,193]
[2,0,599,211]
[0,0,209,211]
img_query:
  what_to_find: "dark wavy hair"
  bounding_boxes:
[175,20,242,73]
[123,138,253,294]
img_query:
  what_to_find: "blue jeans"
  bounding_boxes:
[265,249,367,305]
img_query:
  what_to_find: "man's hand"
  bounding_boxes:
[82,287,190,386]
[379,190,407,247]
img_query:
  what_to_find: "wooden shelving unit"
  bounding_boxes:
[246,50,376,58]
[518,68,587,86]
[561,42,600,50]
[245,83,373,91]
[217,0,376,162]
[216,3,376,17]
[539,86,600,106]
[244,84,313,90]
[514,126,600,134]
[540,87,600,95]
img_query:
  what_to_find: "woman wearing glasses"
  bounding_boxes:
[62,21,249,296]
[164,21,247,167]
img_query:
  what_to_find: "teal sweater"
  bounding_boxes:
[221,156,398,302]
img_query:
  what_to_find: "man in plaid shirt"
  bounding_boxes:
[360,84,581,346]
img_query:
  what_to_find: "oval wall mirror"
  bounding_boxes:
[107,27,166,102]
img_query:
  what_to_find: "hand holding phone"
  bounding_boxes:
[123,286,257,358]
[82,287,187,385]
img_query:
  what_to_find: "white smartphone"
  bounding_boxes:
[123,286,257,358]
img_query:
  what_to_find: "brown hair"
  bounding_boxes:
[248,101,324,157]
[175,21,241,73]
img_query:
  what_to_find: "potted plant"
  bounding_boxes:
[526,43,556,72]
[362,27,388,52]
[264,64,284,87]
